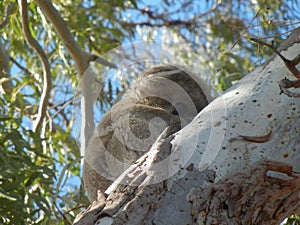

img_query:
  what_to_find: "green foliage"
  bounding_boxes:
[0,0,299,224]
[0,91,84,224]
[0,97,53,224]
[282,215,300,225]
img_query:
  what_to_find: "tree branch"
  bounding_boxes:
[250,36,300,98]
[279,78,300,98]
[34,0,117,150]
[250,37,300,79]
[1,38,77,153]
[34,0,116,75]
[123,1,221,29]
[0,2,14,29]
[19,0,52,132]
[9,56,31,75]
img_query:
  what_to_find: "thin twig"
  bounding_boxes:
[229,8,262,52]
[19,0,52,132]
[124,1,221,28]
[54,201,72,225]
[9,56,32,75]
[49,96,75,125]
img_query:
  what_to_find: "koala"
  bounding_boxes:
[82,64,212,201]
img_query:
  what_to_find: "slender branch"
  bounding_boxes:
[34,0,116,74]
[19,0,52,132]
[54,201,72,225]
[9,56,31,75]
[35,0,97,152]
[34,0,117,151]
[123,1,221,28]
[1,39,77,152]
[0,2,14,29]
[49,96,75,125]
[228,8,262,52]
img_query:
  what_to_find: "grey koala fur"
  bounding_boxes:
[82,64,212,202]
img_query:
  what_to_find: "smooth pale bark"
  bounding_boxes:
[74,28,300,225]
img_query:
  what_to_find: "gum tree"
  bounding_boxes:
[0,0,299,224]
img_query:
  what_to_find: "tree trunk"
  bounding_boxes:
[74,28,300,225]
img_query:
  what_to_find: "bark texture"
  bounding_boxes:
[190,159,300,225]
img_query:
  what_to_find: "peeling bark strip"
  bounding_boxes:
[189,159,300,225]
[239,130,272,143]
